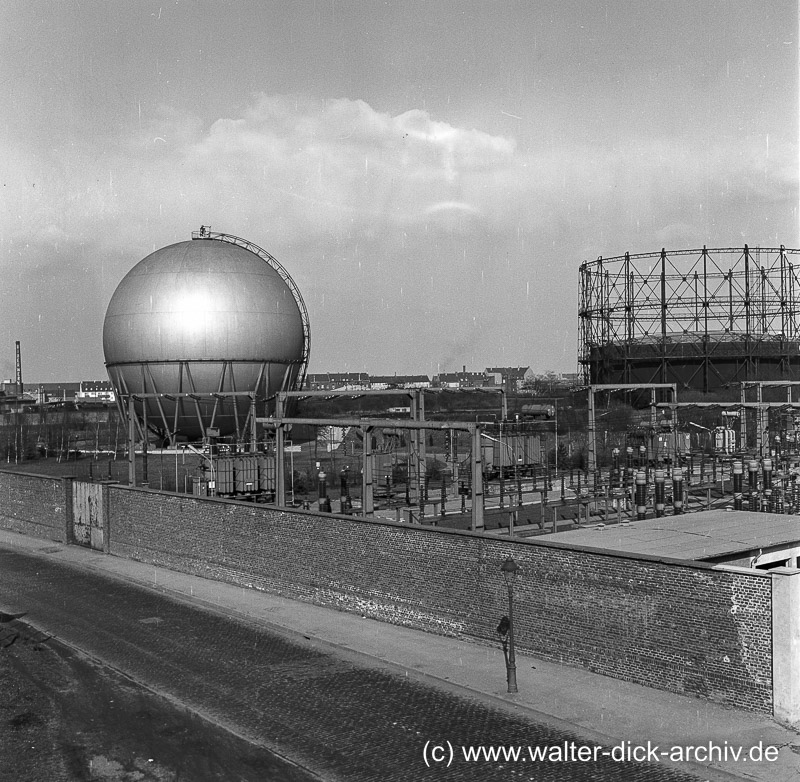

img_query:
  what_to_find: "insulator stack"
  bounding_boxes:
[672,468,684,515]
[732,461,743,511]
[626,446,634,486]
[774,483,785,514]
[635,471,647,520]
[748,460,760,512]
[654,469,665,517]
[762,458,773,512]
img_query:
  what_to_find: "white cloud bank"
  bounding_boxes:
[6,93,796,252]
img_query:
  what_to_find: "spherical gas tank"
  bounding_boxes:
[103,236,306,440]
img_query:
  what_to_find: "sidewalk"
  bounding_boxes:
[1,529,797,782]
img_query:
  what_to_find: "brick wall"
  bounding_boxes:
[0,471,67,541]
[107,485,773,713]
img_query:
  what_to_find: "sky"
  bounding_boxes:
[2,0,798,382]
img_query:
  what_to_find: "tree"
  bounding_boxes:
[521,371,562,396]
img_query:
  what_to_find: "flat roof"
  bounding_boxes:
[535,510,800,561]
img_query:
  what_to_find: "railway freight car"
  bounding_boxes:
[473,431,543,480]
[194,453,276,499]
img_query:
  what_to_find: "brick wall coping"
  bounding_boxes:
[0,469,69,481]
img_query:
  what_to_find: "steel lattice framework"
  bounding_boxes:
[579,246,800,392]
[193,230,311,390]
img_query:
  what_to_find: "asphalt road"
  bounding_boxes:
[0,547,712,782]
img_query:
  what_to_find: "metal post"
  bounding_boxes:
[275,395,286,506]
[141,398,148,486]
[127,395,136,487]
[587,386,597,473]
[740,386,748,450]
[554,400,559,477]
[506,580,518,693]
[275,424,286,506]
[449,428,459,495]
[499,557,519,694]
[499,422,505,509]
[660,249,668,382]
[362,426,374,516]
[415,390,427,507]
[471,425,484,531]
[249,395,257,451]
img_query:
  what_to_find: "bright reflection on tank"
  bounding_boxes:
[169,290,216,335]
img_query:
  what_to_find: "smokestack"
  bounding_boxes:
[15,341,22,396]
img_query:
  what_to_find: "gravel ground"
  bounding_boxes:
[0,621,317,782]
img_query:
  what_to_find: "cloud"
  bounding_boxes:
[5,93,795,256]
[126,95,517,240]
[424,201,482,216]
[2,93,797,379]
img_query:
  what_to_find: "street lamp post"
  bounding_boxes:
[497,556,519,693]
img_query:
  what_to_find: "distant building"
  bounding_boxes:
[306,373,370,391]
[370,375,431,390]
[434,369,495,389]
[77,380,116,403]
[0,382,34,408]
[24,382,81,405]
[485,366,534,391]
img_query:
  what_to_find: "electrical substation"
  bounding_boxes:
[4,240,800,557]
